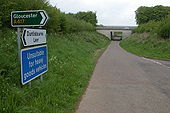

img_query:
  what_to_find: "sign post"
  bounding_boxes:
[11,10,49,86]
[17,28,22,61]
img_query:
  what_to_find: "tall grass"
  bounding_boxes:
[120,33,170,60]
[123,14,170,59]
[0,29,110,113]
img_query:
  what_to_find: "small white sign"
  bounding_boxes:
[22,29,46,46]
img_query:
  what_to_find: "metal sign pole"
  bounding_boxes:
[39,26,44,82]
[17,28,25,87]
[40,75,43,82]
[29,82,32,88]
[17,28,21,61]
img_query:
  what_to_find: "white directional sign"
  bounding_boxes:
[22,29,46,46]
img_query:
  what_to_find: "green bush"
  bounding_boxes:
[64,15,94,33]
[133,15,170,39]
[0,0,95,32]
[132,21,160,33]
[158,16,170,39]
[75,11,97,26]
[45,6,63,33]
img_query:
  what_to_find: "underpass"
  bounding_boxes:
[96,26,137,40]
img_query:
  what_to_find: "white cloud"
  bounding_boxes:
[49,0,170,26]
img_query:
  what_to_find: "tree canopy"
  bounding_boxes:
[69,11,98,26]
[135,5,170,25]
[76,11,97,26]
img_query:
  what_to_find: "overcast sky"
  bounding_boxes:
[49,0,170,26]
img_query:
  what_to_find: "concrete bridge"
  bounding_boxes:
[96,26,137,40]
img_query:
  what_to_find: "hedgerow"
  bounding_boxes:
[0,0,95,32]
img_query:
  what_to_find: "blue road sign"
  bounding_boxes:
[21,45,48,85]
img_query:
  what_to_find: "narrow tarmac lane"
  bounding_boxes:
[76,41,170,113]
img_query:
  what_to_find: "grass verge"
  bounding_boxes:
[120,33,170,60]
[0,29,110,113]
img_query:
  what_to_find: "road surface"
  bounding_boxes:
[76,41,170,113]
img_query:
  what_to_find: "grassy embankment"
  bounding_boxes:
[120,33,170,60]
[0,29,110,113]
[120,17,170,60]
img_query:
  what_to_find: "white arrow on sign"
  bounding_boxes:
[22,28,46,46]
[40,12,46,25]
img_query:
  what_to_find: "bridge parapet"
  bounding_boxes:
[96,26,137,40]
[96,26,137,30]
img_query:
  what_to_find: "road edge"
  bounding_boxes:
[74,42,111,113]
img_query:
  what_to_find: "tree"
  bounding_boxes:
[135,5,170,25]
[76,11,97,26]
